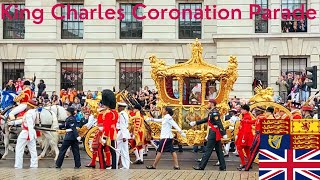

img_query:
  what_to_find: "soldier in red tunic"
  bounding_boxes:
[100,89,119,169]
[236,104,255,171]
[5,81,33,121]
[245,106,266,171]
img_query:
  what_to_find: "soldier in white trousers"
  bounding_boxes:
[116,103,131,169]
[14,101,38,169]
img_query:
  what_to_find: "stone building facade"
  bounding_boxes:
[0,0,319,98]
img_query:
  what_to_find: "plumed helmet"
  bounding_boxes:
[101,89,116,109]
[23,81,30,86]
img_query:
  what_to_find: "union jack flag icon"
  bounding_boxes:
[259,149,320,180]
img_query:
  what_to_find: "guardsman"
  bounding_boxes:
[235,104,255,171]
[190,99,227,171]
[130,104,146,164]
[290,101,302,119]
[245,106,266,171]
[14,100,38,169]
[116,102,131,169]
[99,89,118,169]
[301,105,313,119]
[56,107,81,169]
[4,81,33,121]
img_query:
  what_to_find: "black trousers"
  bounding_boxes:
[56,140,81,168]
[199,134,226,170]
[110,140,117,169]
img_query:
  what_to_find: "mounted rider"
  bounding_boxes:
[3,80,33,121]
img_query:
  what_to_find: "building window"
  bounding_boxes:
[120,4,143,39]
[2,62,24,87]
[61,4,84,39]
[3,4,25,39]
[254,58,268,88]
[179,3,202,39]
[281,58,307,78]
[119,62,142,92]
[255,0,268,33]
[281,0,307,33]
[61,62,83,90]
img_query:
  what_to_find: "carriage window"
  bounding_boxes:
[183,78,202,105]
[205,80,220,100]
[165,76,179,99]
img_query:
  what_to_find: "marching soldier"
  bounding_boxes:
[301,105,313,119]
[2,81,33,121]
[14,100,38,169]
[56,107,82,169]
[190,99,227,171]
[99,89,118,169]
[245,106,266,171]
[116,102,131,169]
[235,104,255,171]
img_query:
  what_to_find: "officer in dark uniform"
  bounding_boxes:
[56,107,81,168]
[190,99,227,171]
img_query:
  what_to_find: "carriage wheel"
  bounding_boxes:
[84,126,99,161]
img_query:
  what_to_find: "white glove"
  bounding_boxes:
[205,135,208,141]
[223,135,227,139]
[189,121,196,127]
[180,132,186,138]
[77,136,82,142]
[101,137,106,144]
[145,118,152,122]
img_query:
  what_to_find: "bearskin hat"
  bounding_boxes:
[101,89,116,109]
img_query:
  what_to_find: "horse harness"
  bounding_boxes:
[35,107,53,129]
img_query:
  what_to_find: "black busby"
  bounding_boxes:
[241,104,250,112]
[23,81,30,86]
[101,89,116,109]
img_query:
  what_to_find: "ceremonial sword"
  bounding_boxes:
[107,143,133,164]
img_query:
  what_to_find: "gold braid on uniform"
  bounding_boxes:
[14,92,25,102]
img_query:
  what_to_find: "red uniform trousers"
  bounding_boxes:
[245,132,260,170]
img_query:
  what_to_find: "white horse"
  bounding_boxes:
[36,105,68,160]
[0,91,67,160]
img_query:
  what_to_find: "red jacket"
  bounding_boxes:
[255,114,266,132]
[236,112,255,147]
[101,109,118,141]
[20,88,33,103]
[292,111,302,119]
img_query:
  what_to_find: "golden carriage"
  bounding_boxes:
[147,39,239,146]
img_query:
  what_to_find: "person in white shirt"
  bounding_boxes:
[116,102,131,169]
[145,107,186,170]
[14,102,38,169]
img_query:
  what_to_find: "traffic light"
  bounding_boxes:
[306,66,317,89]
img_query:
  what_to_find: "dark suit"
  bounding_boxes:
[196,108,226,170]
[56,116,81,168]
